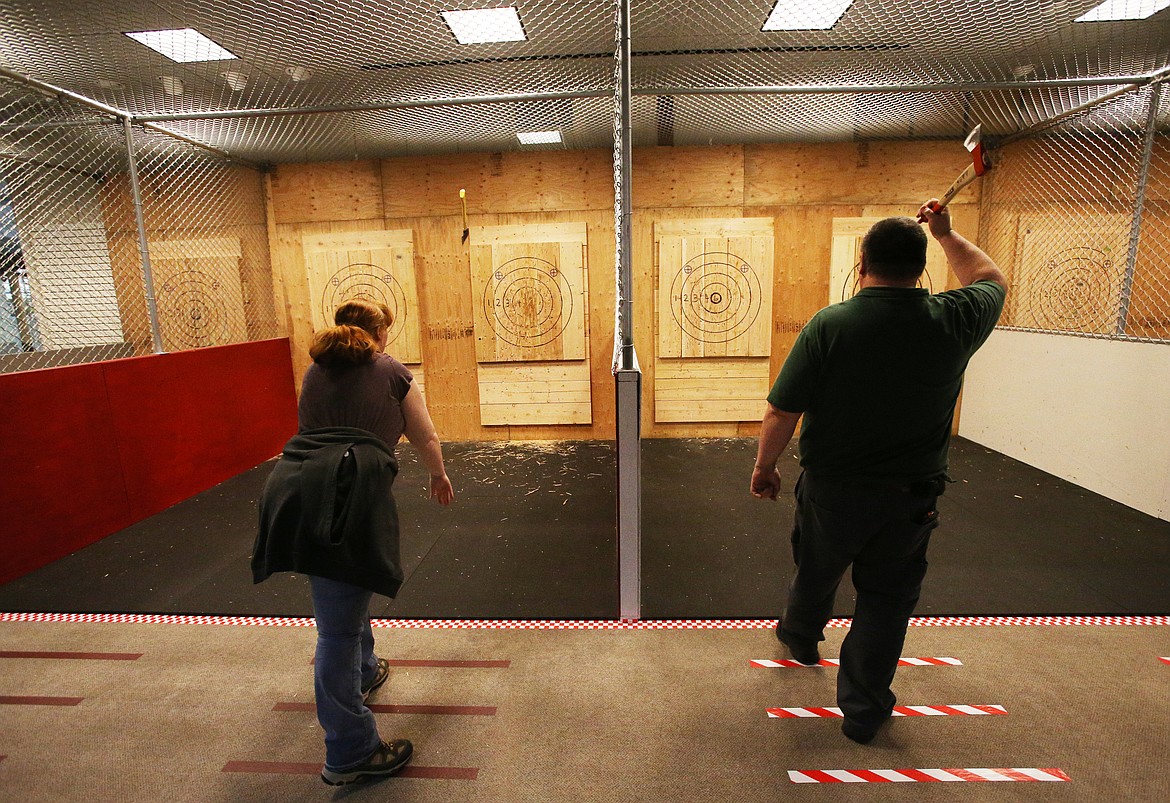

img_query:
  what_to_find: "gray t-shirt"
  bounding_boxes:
[298,354,414,449]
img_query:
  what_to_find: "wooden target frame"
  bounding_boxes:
[149,237,248,351]
[655,218,774,358]
[470,222,587,363]
[829,217,949,305]
[653,218,774,423]
[302,229,422,364]
[469,222,591,426]
[1012,215,1128,336]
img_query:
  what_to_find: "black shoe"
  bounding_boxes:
[361,657,390,702]
[775,618,821,666]
[841,719,879,744]
[321,739,413,786]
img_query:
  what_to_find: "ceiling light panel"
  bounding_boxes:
[1075,0,1170,21]
[441,7,527,44]
[125,28,237,62]
[517,130,562,144]
[762,0,854,31]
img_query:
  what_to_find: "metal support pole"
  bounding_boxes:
[619,0,634,370]
[123,117,164,354]
[614,0,641,621]
[1117,82,1165,336]
[616,352,641,620]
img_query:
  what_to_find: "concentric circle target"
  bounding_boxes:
[669,251,762,343]
[157,270,230,348]
[1026,247,1122,332]
[321,264,408,345]
[840,262,933,302]
[483,256,574,348]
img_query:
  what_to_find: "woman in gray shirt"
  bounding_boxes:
[294,299,453,785]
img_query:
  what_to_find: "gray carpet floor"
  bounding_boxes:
[1,618,1167,801]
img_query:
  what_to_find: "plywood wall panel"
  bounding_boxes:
[270,161,384,225]
[382,150,613,219]
[745,141,982,207]
[633,146,745,208]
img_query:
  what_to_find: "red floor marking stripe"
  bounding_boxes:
[789,768,1070,783]
[3,612,1169,629]
[386,659,511,668]
[273,702,496,716]
[1160,657,1170,664]
[768,704,1005,718]
[0,650,142,660]
[221,760,478,780]
[750,657,960,668]
[0,696,83,706]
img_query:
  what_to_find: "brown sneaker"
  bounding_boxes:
[361,657,390,701]
[321,738,413,785]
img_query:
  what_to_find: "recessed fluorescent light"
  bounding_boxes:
[1075,0,1170,21]
[442,7,527,44]
[762,0,854,30]
[125,28,237,63]
[517,130,562,145]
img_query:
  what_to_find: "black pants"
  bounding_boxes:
[781,471,940,730]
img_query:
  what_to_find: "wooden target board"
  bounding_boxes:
[302,229,422,364]
[149,237,248,351]
[655,218,774,358]
[829,218,948,304]
[471,222,587,363]
[469,222,591,426]
[1013,215,1128,335]
[654,218,774,422]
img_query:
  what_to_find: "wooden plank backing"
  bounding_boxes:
[478,361,592,426]
[470,222,588,363]
[655,218,774,358]
[149,236,249,351]
[302,229,422,363]
[654,357,770,422]
[1011,213,1130,335]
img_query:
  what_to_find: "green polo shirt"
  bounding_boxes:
[768,280,1005,481]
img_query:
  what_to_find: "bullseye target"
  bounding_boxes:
[1015,219,1128,336]
[483,256,574,349]
[1024,247,1123,333]
[839,262,933,302]
[320,264,410,347]
[669,251,763,344]
[156,269,234,349]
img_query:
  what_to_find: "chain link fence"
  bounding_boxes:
[0,79,275,372]
[982,82,1169,341]
[1,0,1169,376]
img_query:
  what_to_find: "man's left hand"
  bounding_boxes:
[751,465,781,500]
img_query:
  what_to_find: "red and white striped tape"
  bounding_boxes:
[751,657,961,668]
[767,704,1006,718]
[788,768,1070,783]
[1,612,1167,630]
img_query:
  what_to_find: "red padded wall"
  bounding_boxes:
[1,339,298,584]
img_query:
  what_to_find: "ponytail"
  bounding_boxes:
[309,298,392,367]
[309,324,379,367]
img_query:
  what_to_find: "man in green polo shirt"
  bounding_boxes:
[750,200,1006,744]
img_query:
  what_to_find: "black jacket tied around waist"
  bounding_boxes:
[252,426,403,598]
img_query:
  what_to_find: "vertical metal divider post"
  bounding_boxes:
[614,0,642,620]
[123,117,164,354]
[1117,80,1165,336]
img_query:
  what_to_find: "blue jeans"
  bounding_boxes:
[309,575,382,770]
